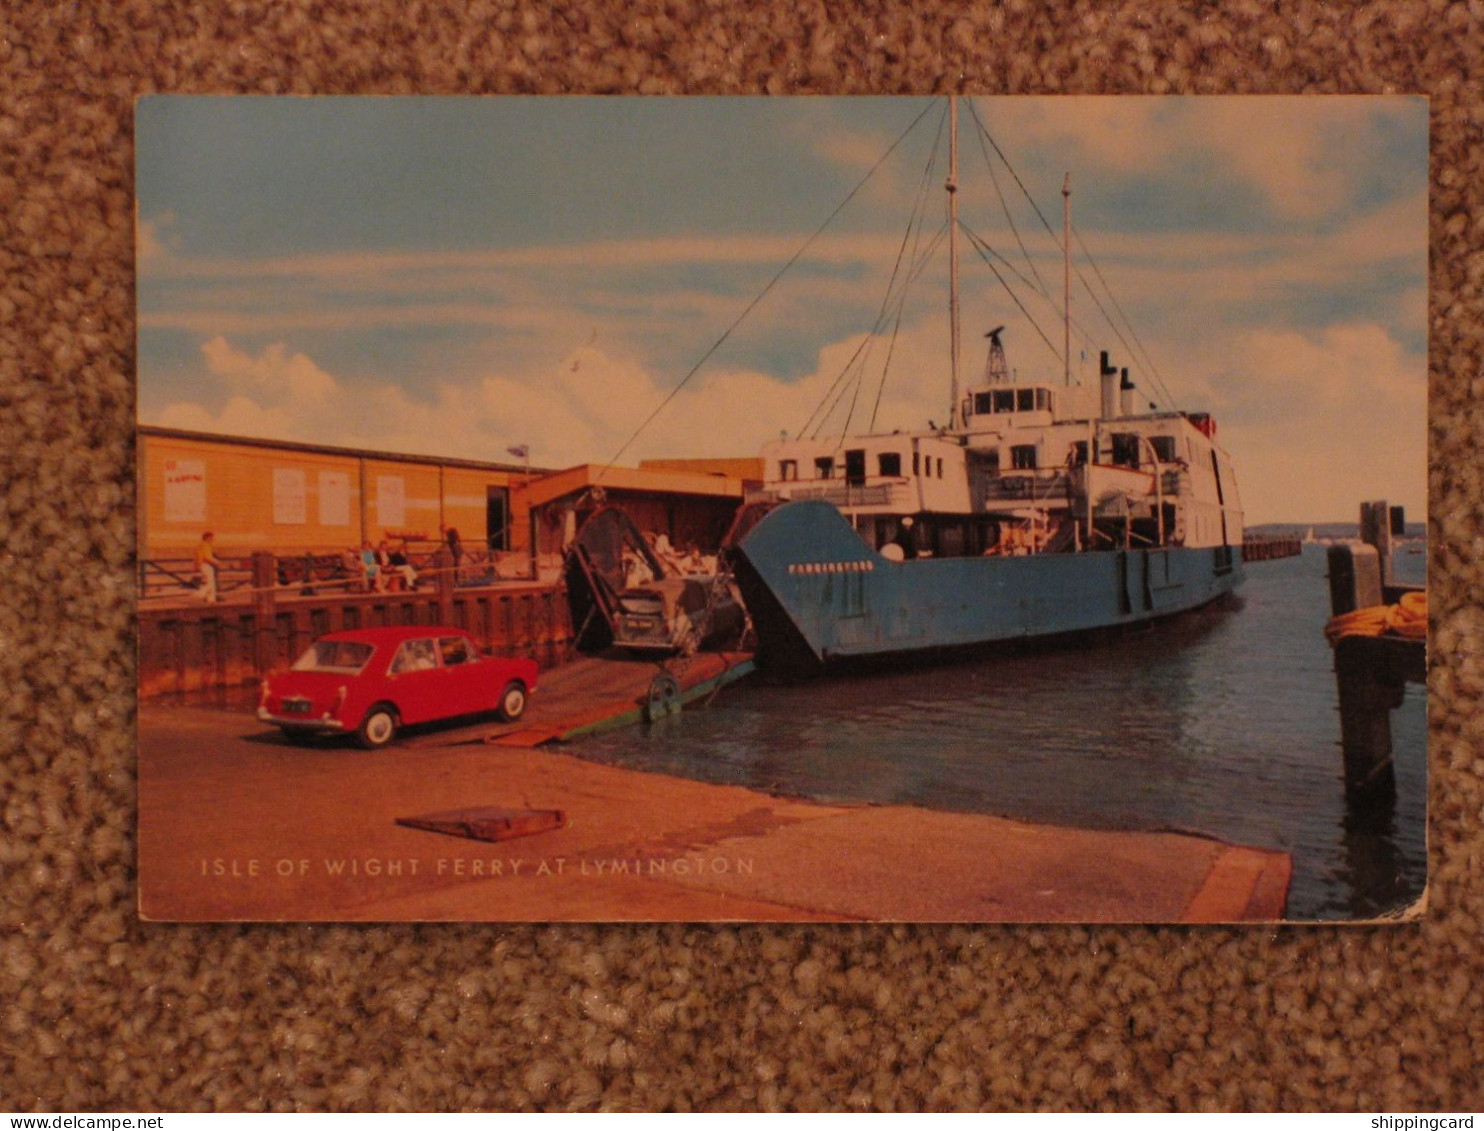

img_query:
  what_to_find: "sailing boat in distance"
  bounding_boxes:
[722,97,1246,673]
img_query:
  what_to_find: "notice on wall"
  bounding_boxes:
[376,475,406,529]
[318,471,350,527]
[163,458,206,523]
[272,468,307,525]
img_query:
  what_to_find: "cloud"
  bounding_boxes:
[145,321,959,477]
[136,232,908,284]
[1173,321,1425,524]
[146,297,1425,527]
[144,334,840,470]
[199,336,338,406]
[971,96,1421,225]
[136,212,178,264]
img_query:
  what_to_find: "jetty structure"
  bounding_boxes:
[1325,501,1426,808]
[721,96,1246,673]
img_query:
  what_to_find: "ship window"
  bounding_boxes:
[814,456,834,479]
[1150,436,1177,463]
[912,451,920,476]
[1070,441,1088,467]
[974,392,993,415]
[1010,444,1037,470]
[1017,389,1035,411]
[936,458,944,478]
[779,459,798,481]
[993,390,1015,413]
[1036,389,1050,411]
[878,452,902,477]
[1111,433,1140,468]
[845,449,867,487]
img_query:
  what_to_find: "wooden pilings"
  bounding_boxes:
[1241,536,1302,562]
[1330,631,1424,803]
[1326,501,1425,808]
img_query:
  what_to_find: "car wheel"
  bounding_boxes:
[498,681,527,722]
[357,704,398,749]
[673,611,700,657]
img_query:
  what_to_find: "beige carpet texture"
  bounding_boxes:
[3,1,1482,1112]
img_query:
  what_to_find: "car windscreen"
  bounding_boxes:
[291,640,374,674]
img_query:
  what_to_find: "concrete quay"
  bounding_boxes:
[139,704,1290,924]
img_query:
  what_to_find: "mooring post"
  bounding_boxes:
[1333,635,1401,804]
[1327,535,1416,807]
[251,551,278,679]
[1327,541,1382,616]
[1359,499,1394,589]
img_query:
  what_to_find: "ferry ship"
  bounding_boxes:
[723,99,1245,673]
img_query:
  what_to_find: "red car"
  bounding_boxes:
[257,626,537,748]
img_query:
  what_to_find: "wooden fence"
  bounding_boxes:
[139,550,571,700]
[139,542,536,603]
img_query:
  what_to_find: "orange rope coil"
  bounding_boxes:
[1324,590,1427,646]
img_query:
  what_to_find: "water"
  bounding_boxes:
[571,544,1427,921]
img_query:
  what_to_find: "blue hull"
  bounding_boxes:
[730,500,1244,671]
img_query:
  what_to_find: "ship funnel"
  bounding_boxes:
[1119,369,1136,416]
[1099,351,1118,419]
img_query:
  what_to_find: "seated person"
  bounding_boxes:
[376,541,418,591]
[358,541,383,592]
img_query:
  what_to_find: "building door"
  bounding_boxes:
[486,487,510,550]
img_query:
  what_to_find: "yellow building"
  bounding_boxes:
[138,426,538,560]
[638,456,764,483]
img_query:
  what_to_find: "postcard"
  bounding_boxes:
[135,95,1428,923]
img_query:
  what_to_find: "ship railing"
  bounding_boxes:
[754,477,915,509]
[984,470,1072,502]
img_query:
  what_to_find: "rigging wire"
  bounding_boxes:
[834,108,946,442]
[798,105,948,441]
[867,225,945,432]
[807,223,945,442]
[958,222,1062,320]
[965,100,1181,411]
[959,224,1064,366]
[959,219,1101,365]
[955,222,1110,372]
[965,99,1049,299]
[840,104,949,441]
[1073,261,1175,411]
[964,102,1063,253]
[1071,223,1179,411]
[595,98,941,483]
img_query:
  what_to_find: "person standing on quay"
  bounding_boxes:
[194,531,221,603]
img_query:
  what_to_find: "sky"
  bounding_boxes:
[135,95,1428,525]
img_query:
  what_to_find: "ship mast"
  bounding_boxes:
[947,96,962,428]
[1063,172,1071,386]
